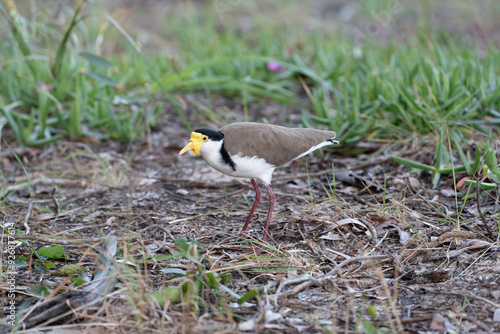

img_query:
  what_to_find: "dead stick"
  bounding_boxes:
[23,199,33,234]
[51,187,60,216]
[323,255,390,277]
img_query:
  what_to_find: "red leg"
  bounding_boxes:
[239,178,262,236]
[262,183,276,242]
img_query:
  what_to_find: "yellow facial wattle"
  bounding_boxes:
[179,132,208,156]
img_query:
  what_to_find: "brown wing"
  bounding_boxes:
[220,122,336,166]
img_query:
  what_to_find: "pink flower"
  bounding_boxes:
[267,61,284,73]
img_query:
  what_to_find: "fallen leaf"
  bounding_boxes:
[391,177,406,188]
[409,177,421,189]
[319,232,343,241]
[176,188,189,196]
[137,178,157,186]
[374,221,393,234]
[34,211,71,221]
[336,186,358,195]
[238,318,255,331]
[494,309,500,322]
[456,176,471,189]
[440,188,456,197]
[369,214,390,223]
[464,239,495,249]
[265,309,282,323]
[491,291,500,301]
[285,179,308,189]
[324,218,367,233]
[396,227,411,244]
[429,313,453,331]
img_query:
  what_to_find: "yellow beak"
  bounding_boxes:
[179,132,205,156]
[179,142,195,155]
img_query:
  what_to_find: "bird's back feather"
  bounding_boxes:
[220,122,336,166]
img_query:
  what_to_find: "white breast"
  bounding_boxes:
[230,154,275,184]
[199,139,276,184]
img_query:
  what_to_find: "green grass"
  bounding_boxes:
[1,0,499,147]
[3,2,499,330]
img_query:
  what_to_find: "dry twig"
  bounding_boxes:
[23,199,33,234]
[19,236,119,329]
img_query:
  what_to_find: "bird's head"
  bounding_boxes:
[179,129,223,156]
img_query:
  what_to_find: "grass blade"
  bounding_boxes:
[52,1,86,78]
[390,156,435,172]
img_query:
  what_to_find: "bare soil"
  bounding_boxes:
[2,1,500,332]
[1,97,499,333]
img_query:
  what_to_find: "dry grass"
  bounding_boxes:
[1,123,499,333]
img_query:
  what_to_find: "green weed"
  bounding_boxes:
[2,1,500,147]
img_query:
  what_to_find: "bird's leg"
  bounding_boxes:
[239,178,262,236]
[262,183,276,243]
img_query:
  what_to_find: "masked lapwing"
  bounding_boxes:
[179,122,338,242]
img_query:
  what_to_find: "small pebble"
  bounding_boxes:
[176,189,189,196]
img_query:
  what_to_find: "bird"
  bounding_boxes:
[179,122,338,243]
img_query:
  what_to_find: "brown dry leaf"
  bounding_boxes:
[408,176,421,189]
[335,186,358,195]
[34,213,58,221]
[491,291,500,301]
[81,136,100,144]
[391,177,406,188]
[440,188,456,197]
[319,232,343,241]
[323,218,370,237]
[369,214,390,223]
[429,313,453,331]
[464,239,495,249]
[34,211,72,221]
[374,221,394,234]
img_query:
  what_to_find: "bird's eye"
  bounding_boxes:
[203,137,208,141]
